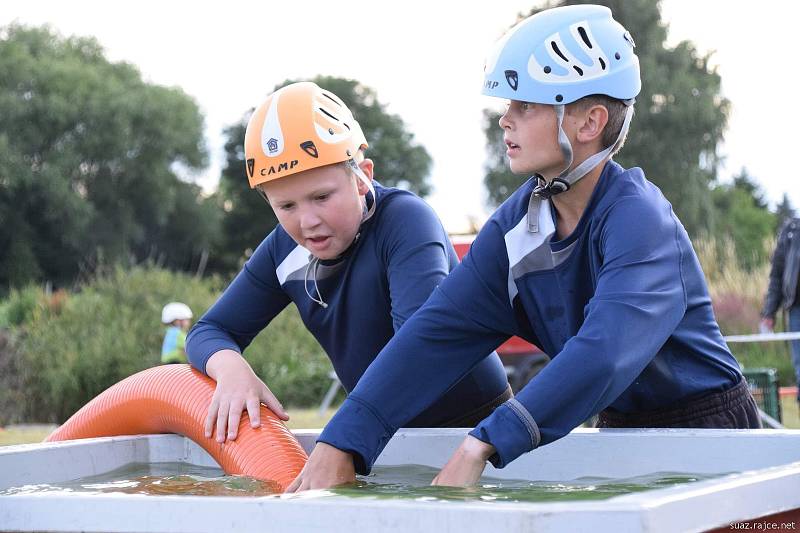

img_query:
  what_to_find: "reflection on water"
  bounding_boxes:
[2,463,280,497]
[0,462,719,502]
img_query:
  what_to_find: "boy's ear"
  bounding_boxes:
[358,158,374,181]
[355,158,375,196]
[575,105,609,145]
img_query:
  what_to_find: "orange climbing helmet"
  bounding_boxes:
[244,81,369,188]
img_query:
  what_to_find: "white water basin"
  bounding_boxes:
[2,428,800,532]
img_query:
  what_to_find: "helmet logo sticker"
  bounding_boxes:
[246,158,255,178]
[484,80,500,90]
[260,160,299,176]
[261,91,285,157]
[301,141,319,158]
[505,70,519,91]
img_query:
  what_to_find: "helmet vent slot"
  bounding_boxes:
[573,65,584,76]
[319,108,339,122]
[577,26,593,48]
[550,41,569,62]
[343,122,351,131]
[599,57,606,70]
[322,93,341,106]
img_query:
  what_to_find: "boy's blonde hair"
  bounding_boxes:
[569,95,634,156]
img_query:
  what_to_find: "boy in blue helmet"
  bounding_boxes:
[287,4,759,492]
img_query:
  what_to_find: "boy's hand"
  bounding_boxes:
[204,350,289,443]
[284,442,356,492]
[431,435,494,487]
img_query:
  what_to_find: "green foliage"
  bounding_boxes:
[211,76,433,273]
[11,267,223,423]
[483,0,729,238]
[209,120,280,273]
[1,266,331,424]
[732,345,794,388]
[709,170,776,270]
[0,286,44,327]
[0,24,216,289]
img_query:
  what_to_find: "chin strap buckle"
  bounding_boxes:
[532,176,570,199]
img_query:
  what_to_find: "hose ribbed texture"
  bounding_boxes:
[45,364,308,491]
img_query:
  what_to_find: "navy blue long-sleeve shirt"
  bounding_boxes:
[319,162,743,473]
[186,182,508,427]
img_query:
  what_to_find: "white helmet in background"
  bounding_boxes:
[161,302,193,324]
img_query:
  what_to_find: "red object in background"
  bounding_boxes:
[450,237,541,357]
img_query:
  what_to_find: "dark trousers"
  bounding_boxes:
[789,305,800,402]
[597,377,762,429]
[438,385,514,428]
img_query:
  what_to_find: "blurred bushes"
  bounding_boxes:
[0,266,331,425]
[695,236,794,385]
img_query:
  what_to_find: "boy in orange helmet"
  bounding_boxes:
[186,83,511,479]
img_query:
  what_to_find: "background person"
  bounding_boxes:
[761,216,800,404]
[161,302,193,364]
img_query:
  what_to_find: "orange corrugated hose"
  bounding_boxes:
[45,364,308,491]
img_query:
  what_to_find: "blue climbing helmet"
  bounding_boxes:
[482,4,640,104]
[483,4,642,234]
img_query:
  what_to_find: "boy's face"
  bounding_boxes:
[499,100,566,178]
[261,161,372,260]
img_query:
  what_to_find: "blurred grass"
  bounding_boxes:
[0,424,55,446]
[285,407,335,429]
[695,236,796,385]
[781,396,799,429]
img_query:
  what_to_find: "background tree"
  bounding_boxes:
[0,24,216,290]
[483,0,729,237]
[212,75,433,273]
[730,168,769,211]
[711,168,776,270]
[209,120,279,273]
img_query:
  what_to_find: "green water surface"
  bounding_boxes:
[0,462,720,502]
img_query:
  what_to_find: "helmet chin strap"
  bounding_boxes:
[348,159,376,223]
[527,101,635,233]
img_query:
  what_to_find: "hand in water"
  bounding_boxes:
[431,435,494,487]
[284,442,356,492]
